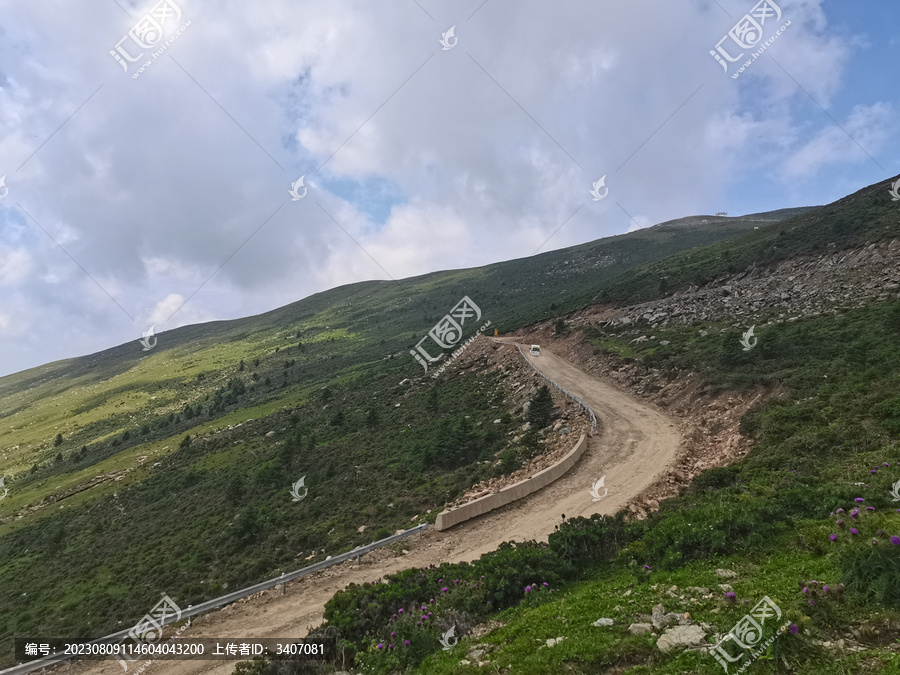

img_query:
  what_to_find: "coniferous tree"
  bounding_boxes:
[528,386,554,429]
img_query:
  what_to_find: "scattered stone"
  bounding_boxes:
[652,604,683,629]
[545,637,566,648]
[686,587,711,595]
[657,625,708,653]
[715,569,738,579]
[357,525,366,533]
[467,649,485,660]
[718,584,733,593]
[623,589,632,597]
[265,431,276,437]
[593,618,614,627]
[629,623,653,635]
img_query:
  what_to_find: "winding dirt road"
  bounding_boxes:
[62,342,681,675]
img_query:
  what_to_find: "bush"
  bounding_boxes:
[322,541,572,659]
[841,544,900,607]
[548,511,633,566]
[642,496,788,569]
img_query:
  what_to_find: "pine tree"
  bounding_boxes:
[527,386,554,428]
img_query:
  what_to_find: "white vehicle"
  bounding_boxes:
[529,345,541,356]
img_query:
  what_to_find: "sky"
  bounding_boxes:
[0,0,897,377]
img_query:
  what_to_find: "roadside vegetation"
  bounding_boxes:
[1,178,898,671]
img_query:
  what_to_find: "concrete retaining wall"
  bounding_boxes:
[434,433,587,531]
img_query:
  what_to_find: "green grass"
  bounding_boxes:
[417,544,900,673]
[2,176,899,670]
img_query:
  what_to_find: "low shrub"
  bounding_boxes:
[641,495,788,569]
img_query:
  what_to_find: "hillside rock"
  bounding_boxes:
[656,625,707,652]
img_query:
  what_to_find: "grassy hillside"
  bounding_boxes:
[1,175,898,671]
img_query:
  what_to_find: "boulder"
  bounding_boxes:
[656,625,707,653]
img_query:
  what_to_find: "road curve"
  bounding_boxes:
[63,343,681,675]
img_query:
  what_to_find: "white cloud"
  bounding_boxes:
[0,0,891,376]
[0,248,32,285]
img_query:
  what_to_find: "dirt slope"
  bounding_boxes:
[51,343,681,675]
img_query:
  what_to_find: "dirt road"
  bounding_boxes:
[62,343,681,675]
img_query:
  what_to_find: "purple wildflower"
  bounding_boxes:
[525,585,531,593]
[428,612,432,617]
[850,528,859,535]
[823,585,830,593]
[643,565,651,570]
[391,632,395,638]
[884,462,890,467]
[724,591,737,603]
[867,506,875,511]
[855,498,865,503]
[442,587,448,592]
[377,643,383,650]
[871,470,877,474]
[789,624,799,635]
[891,536,900,546]
[404,640,410,646]
[398,608,403,614]
[829,534,837,541]
[808,600,816,606]
[802,587,808,594]
[388,644,394,650]
[872,539,878,545]
[416,621,421,626]
[836,508,844,514]
[543,582,549,587]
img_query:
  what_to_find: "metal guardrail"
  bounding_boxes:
[510,342,598,433]
[0,524,428,675]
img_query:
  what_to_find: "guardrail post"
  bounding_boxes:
[187,605,192,626]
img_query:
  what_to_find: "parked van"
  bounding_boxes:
[529,345,541,356]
